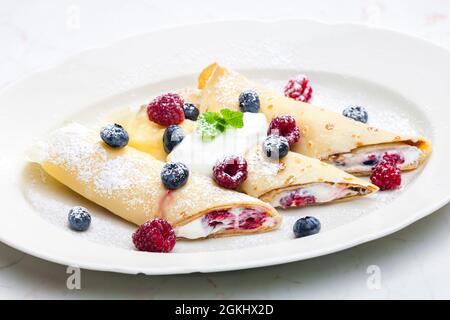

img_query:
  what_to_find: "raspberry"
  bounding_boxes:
[284,75,313,103]
[292,194,316,207]
[213,156,248,189]
[382,153,405,165]
[280,193,316,209]
[204,210,233,228]
[267,115,300,146]
[370,161,402,191]
[132,218,176,253]
[147,93,185,126]
[238,209,267,230]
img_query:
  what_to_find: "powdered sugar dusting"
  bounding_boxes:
[247,148,281,176]
[33,123,154,212]
[261,75,426,137]
[24,160,418,252]
[22,70,430,253]
[214,69,257,109]
[94,157,131,196]
[33,124,104,183]
[23,164,135,250]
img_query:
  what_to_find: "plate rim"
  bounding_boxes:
[1,19,450,275]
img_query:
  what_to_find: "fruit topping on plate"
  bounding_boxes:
[370,159,402,191]
[161,162,190,190]
[183,103,200,121]
[213,156,248,189]
[293,216,321,238]
[342,105,369,123]
[239,90,260,113]
[267,115,300,146]
[163,125,185,154]
[100,123,129,148]
[284,75,313,103]
[262,135,289,160]
[68,206,92,231]
[132,218,176,253]
[147,93,185,126]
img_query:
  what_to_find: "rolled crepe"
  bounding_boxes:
[106,88,201,161]
[30,123,281,239]
[240,146,378,209]
[198,63,432,175]
[106,107,378,209]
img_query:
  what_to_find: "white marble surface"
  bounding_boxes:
[1,0,450,299]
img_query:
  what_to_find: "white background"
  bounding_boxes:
[1,0,450,299]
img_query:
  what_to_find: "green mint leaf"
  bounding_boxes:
[215,123,226,132]
[196,109,244,141]
[202,112,219,124]
[197,114,221,141]
[216,117,227,126]
[219,108,236,120]
[220,108,244,128]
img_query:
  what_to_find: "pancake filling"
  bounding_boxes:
[270,183,372,209]
[175,207,274,239]
[328,143,422,173]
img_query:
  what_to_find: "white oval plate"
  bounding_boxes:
[1,20,449,275]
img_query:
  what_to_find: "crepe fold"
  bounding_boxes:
[105,104,378,207]
[198,63,432,175]
[240,146,378,207]
[106,88,202,161]
[30,123,281,238]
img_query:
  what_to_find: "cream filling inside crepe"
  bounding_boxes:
[175,207,276,239]
[168,113,267,176]
[269,183,371,209]
[329,143,423,173]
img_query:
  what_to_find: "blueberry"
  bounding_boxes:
[239,90,260,113]
[342,105,368,123]
[163,125,185,154]
[100,123,129,148]
[161,162,189,190]
[183,103,200,121]
[363,158,378,166]
[68,206,91,231]
[293,216,321,238]
[262,135,289,160]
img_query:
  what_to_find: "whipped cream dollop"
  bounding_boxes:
[168,113,267,176]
